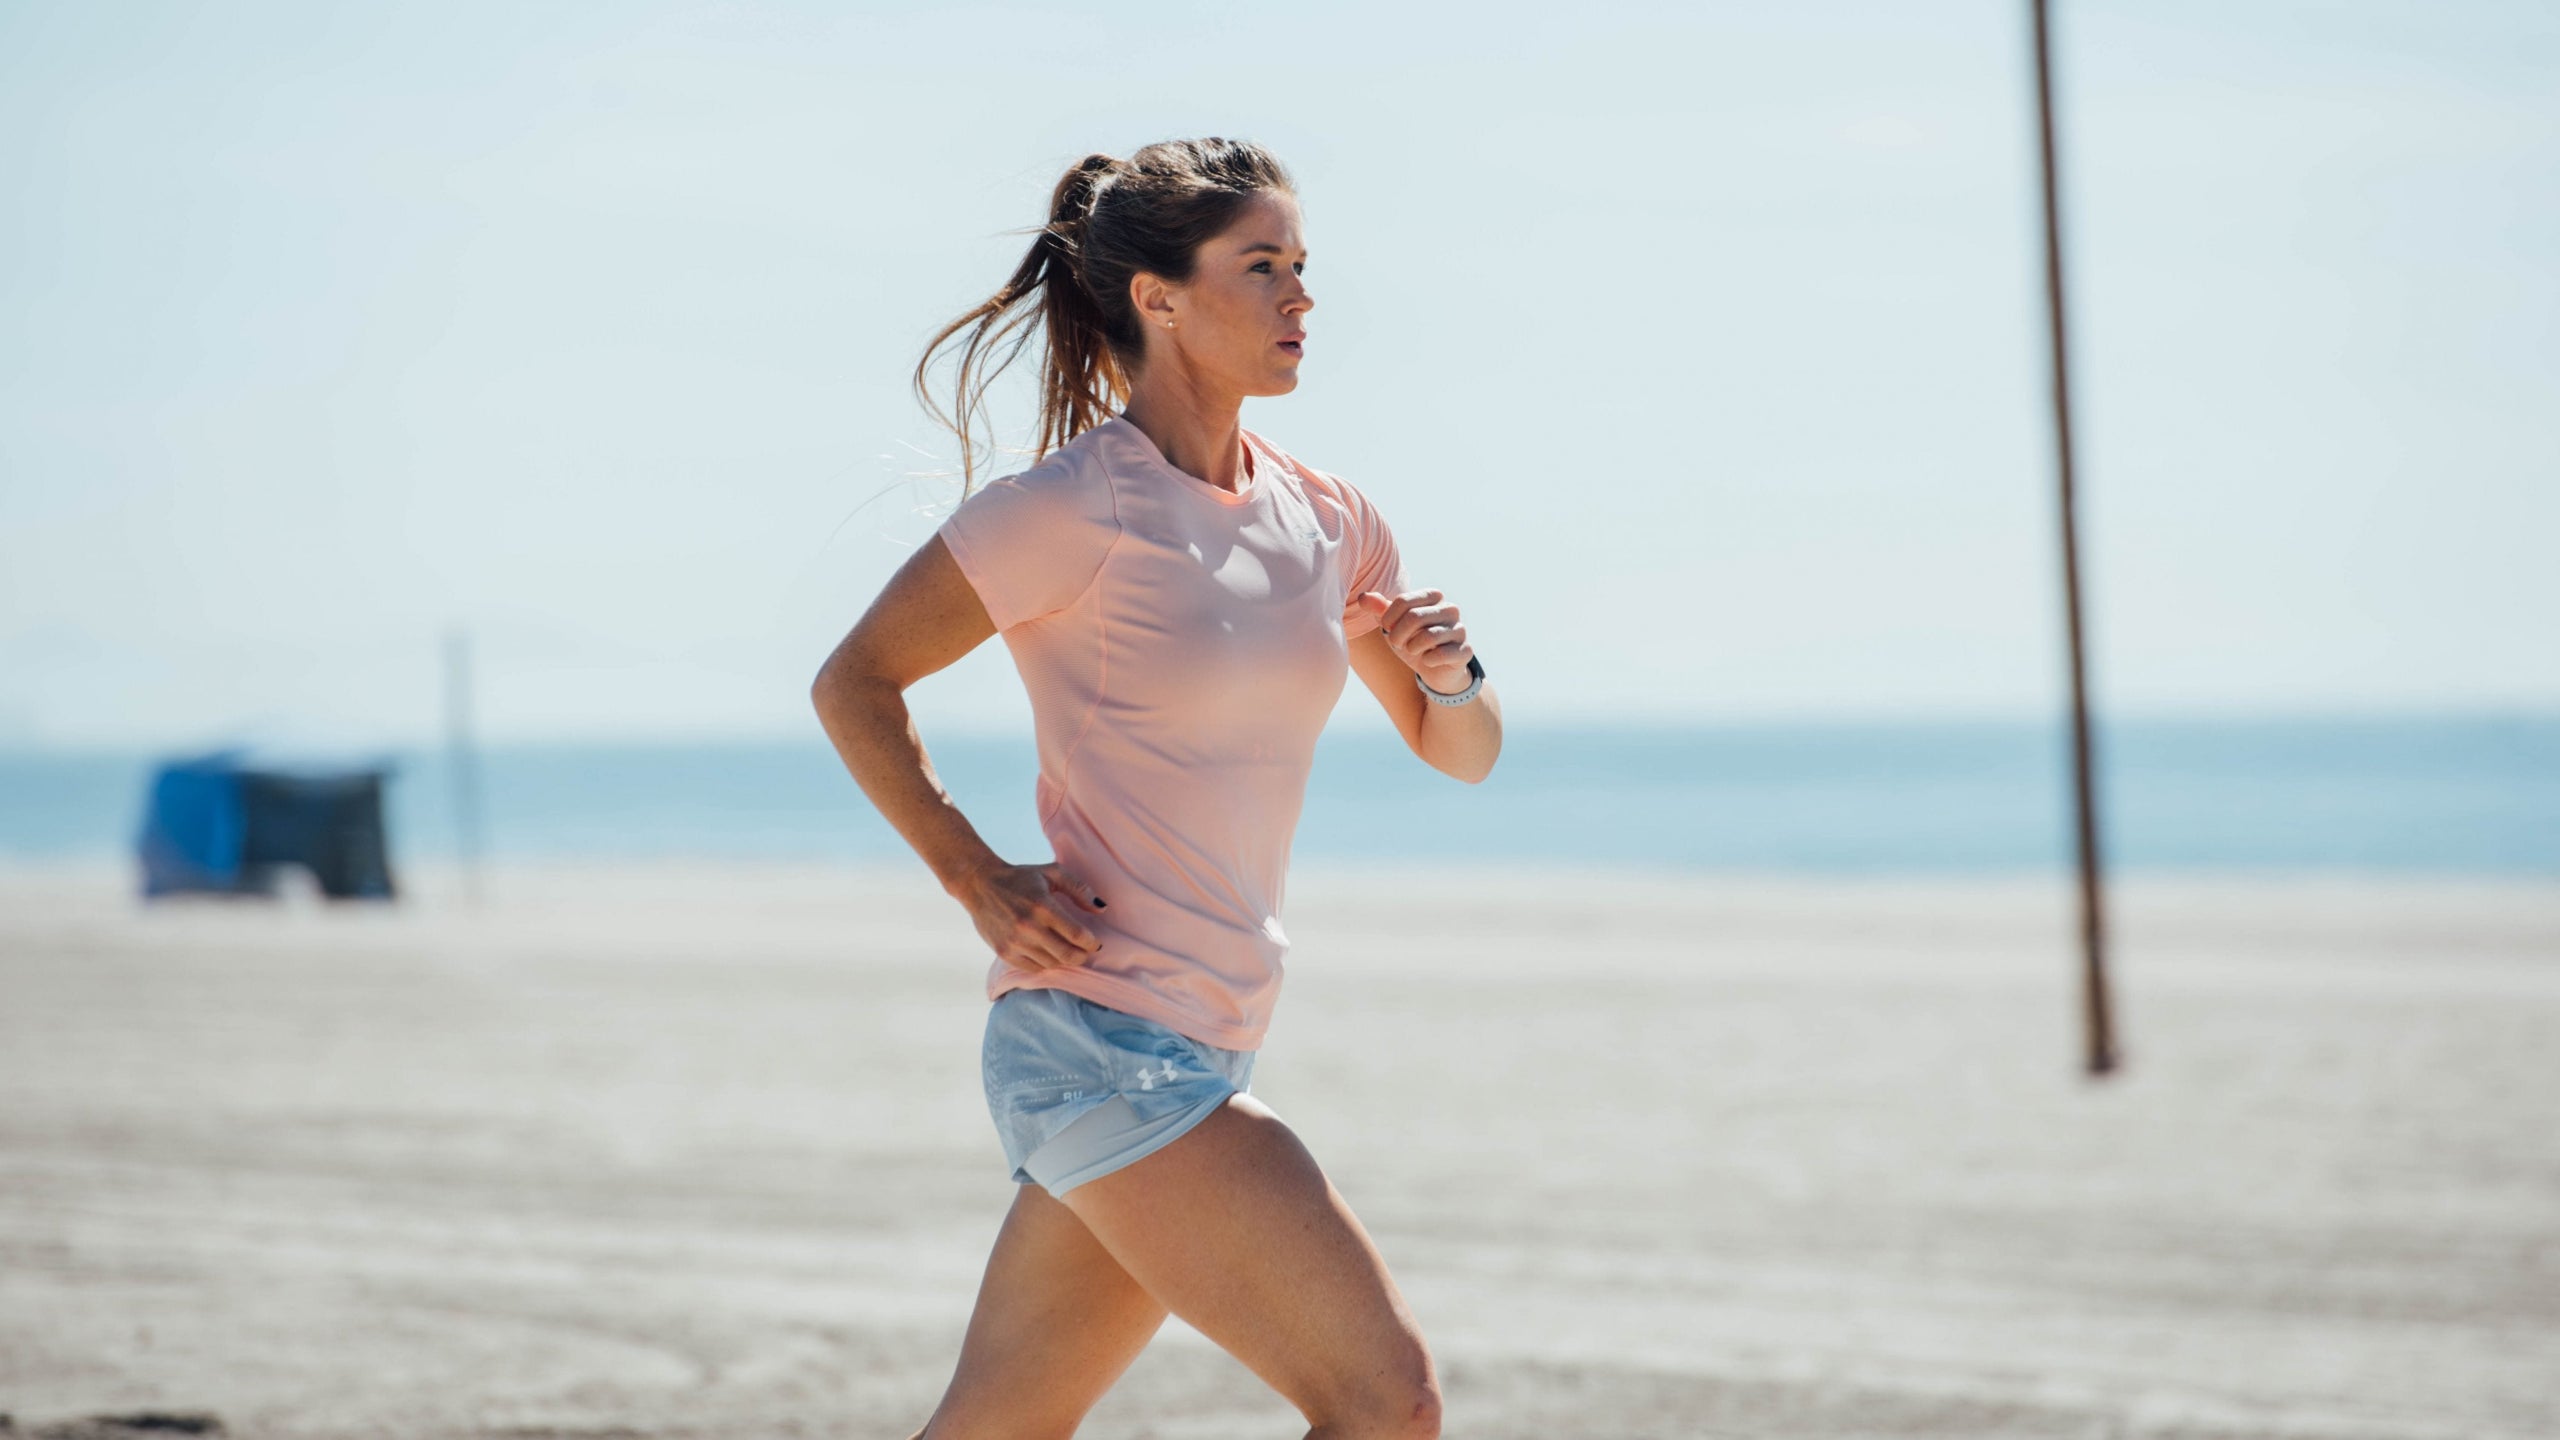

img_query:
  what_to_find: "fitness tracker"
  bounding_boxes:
[1416,655,1487,707]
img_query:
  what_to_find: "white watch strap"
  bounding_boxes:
[1416,656,1486,706]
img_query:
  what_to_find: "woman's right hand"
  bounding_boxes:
[957,861,1108,971]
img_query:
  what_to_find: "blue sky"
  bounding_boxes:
[2,0,2552,746]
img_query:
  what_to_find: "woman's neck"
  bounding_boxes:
[1120,376,1247,494]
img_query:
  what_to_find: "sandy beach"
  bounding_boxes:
[2,861,2554,1439]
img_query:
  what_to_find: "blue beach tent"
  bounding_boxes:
[137,751,397,900]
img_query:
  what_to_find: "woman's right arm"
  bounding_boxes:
[809,534,1106,971]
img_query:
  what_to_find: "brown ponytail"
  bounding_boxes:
[914,138,1295,495]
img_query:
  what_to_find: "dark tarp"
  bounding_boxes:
[138,754,396,900]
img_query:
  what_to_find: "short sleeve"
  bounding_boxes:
[934,452,1120,631]
[1328,474,1409,640]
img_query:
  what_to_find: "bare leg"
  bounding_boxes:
[1061,1094,1441,1440]
[919,1182,1169,1439]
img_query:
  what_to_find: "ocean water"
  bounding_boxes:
[1,717,2553,877]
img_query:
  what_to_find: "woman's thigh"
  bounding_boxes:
[925,1183,1168,1440]
[1060,1094,1439,1433]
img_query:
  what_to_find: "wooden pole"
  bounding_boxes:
[444,627,485,906]
[2030,0,2120,1076]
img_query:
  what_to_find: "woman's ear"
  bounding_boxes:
[1128,271,1178,332]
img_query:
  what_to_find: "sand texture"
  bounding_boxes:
[2,862,2555,1438]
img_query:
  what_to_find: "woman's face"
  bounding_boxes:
[1137,189,1313,398]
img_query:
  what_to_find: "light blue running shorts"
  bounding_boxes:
[981,986,1257,1197]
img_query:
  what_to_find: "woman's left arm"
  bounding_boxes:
[1348,588,1501,784]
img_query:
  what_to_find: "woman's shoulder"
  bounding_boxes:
[961,424,1120,511]
[936,425,1126,630]
[941,426,1125,568]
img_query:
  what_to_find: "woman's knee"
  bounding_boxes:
[1312,1342,1442,1439]
[1380,1375,1445,1440]
[1328,1388,1442,1440]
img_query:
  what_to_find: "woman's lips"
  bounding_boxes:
[1277,336,1304,356]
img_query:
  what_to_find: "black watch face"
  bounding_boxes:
[1466,656,1485,680]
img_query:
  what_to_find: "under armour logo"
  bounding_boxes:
[1134,1061,1182,1091]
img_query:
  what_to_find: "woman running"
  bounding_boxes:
[811,136,1500,1439]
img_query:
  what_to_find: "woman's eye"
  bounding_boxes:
[1249,260,1272,273]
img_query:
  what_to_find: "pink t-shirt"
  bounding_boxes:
[934,415,1408,1050]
